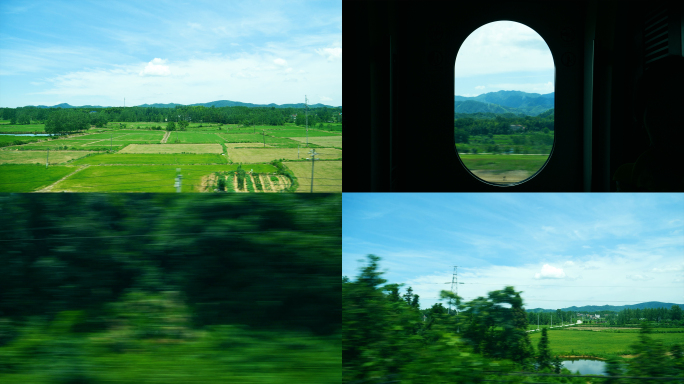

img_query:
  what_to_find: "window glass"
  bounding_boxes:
[454,21,555,185]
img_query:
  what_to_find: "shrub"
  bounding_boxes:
[217,177,226,191]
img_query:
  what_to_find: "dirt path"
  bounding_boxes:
[161,131,171,143]
[36,165,90,192]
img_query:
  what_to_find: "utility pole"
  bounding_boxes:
[537,313,539,331]
[46,148,49,168]
[263,129,265,147]
[305,95,308,147]
[307,149,318,192]
[174,168,182,192]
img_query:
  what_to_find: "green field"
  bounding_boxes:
[0,165,78,192]
[69,153,228,165]
[169,132,226,143]
[0,122,341,192]
[52,164,277,192]
[119,144,223,154]
[265,128,341,137]
[528,327,684,358]
[0,123,46,133]
[0,325,340,384]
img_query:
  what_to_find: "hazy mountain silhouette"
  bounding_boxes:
[455,90,554,116]
[527,301,683,313]
[24,100,341,109]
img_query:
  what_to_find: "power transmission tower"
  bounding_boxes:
[305,95,309,147]
[450,266,464,333]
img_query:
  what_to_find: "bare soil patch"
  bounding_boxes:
[200,173,218,192]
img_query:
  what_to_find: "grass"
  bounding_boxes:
[0,150,95,164]
[119,144,223,154]
[51,164,277,192]
[284,160,341,193]
[0,123,46,133]
[0,164,78,192]
[69,153,228,165]
[458,154,550,174]
[289,136,342,148]
[0,135,46,146]
[171,132,226,144]
[264,128,341,137]
[229,148,342,163]
[0,324,340,384]
[528,327,684,358]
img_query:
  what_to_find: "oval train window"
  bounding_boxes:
[454,20,555,185]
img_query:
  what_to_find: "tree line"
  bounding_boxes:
[343,255,684,383]
[526,305,683,327]
[0,194,340,337]
[454,109,555,144]
[0,105,342,130]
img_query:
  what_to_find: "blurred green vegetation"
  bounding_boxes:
[343,255,684,383]
[0,194,340,383]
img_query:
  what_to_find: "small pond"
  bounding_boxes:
[561,359,606,375]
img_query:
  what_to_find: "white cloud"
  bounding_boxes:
[626,274,653,281]
[274,58,287,66]
[534,264,566,279]
[34,52,340,106]
[320,95,332,101]
[475,85,486,90]
[564,261,575,267]
[187,22,202,30]
[139,58,171,76]
[315,47,341,61]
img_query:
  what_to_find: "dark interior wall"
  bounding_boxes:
[343,0,667,192]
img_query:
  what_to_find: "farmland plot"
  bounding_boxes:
[229,148,341,163]
[0,150,95,164]
[51,164,277,192]
[70,153,228,165]
[169,132,226,143]
[284,160,342,193]
[0,164,77,192]
[288,136,342,148]
[264,128,341,137]
[119,144,223,154]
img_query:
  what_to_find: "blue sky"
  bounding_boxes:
[0,0,341,108]
[343,194,684,310]
[455,21,555,97]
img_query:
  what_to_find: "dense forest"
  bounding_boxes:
[0,105,342,134]
[0,194,341,383]
[343,255,684,383]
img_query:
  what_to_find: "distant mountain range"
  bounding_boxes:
[23,100,341,109]
[454,90,554,116]
[526,301,683,313]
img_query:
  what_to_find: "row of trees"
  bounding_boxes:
[0,194,341,336]
[454,109,555,139]
[526,305,683,327]
[343,255,684,383]
[0,105,342,128]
